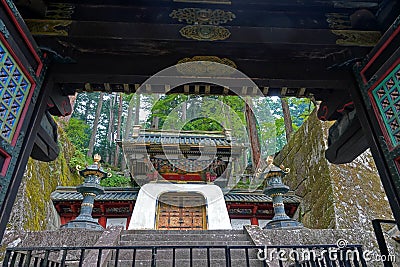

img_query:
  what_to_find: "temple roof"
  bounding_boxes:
[120,128,244,157]
[128,131,232,147]
[51,187,139,202]
[51,186,301,204]
[224,191,301,204]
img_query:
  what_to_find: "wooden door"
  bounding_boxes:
[156,192,206,230]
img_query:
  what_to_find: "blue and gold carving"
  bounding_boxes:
[0,42,31,143]
[371,64,400,147]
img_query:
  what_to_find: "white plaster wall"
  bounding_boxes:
[128,183,232,230]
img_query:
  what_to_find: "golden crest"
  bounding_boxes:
[170,8,235,41]
[179,25,230,41]
[170,8,235,25]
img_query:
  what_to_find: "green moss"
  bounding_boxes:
[275,110,336,229]
[21,125,82,231]
[275,109,393,230]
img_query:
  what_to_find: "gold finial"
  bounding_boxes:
[93,154,101,164]
[266,155,274,166]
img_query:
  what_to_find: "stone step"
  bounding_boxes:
[107,258,264,267]
[118,240,254,246]
[110,247,261,261]
[122,229,244,235]
[120,233,250,242]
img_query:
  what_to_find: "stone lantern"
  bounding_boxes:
[262,162,303,229]
[61,154,108,230]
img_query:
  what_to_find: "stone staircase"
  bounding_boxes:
[108,229,263,266]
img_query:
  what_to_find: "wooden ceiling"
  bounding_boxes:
[15,0,400,101]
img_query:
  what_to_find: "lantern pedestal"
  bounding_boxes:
[61,155,107,230]
[262,163,303,229]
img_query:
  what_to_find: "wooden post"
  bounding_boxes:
[250,217,259,226]
[251,206,259,225]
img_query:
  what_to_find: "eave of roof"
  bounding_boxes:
[51,187,301,204]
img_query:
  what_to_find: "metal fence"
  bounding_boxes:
[3,244,367,267]
[372,219,398,267]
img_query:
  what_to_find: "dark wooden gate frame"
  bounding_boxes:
[352,15,400,229]
[0,0,51,239]
[0,1,400,241]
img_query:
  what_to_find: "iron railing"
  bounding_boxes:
[3,244,367,267]
[372,219,398,267]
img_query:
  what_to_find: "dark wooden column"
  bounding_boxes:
[0,1,49,239]
[351,16,400,228]
[0,74,52,238]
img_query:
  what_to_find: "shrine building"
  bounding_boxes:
[51,128,301,230]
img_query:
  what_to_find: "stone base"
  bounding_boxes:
[263,219,303,229]
[61,218,104,231]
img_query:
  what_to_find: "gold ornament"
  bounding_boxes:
[179,25,230,41]
[170,8,235,41]
[331,30,381,47]
[170,8,235,25]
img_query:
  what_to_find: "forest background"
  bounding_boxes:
[62,92,314,187]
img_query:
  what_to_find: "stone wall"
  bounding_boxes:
[6,125,82,232]
[245,225,399,267]
[275,110,394,231]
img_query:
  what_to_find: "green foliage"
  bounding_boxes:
[255,97,315,152]
[287,97,314,129]
[182,117,224,131]
[147,94,247,134]
[65,118,90,151]
[100,172,132,187]
[67,91,315,179]
[147,94,187,128]
[68,149,91,172]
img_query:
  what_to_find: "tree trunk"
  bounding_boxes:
[84,93,92,124]
[106,94,115,163]
[124,95,135,139]
[220,96,226,128]
[182,98,187,122]
[225,97,233,129]
[280,97,293,142]
[58,92,78,127]
[114,93,123,167]
[121,94,135,170]
[245,97,262,171]
[151,94,160,129]
[87,92,104,158]
[134,94,140,125]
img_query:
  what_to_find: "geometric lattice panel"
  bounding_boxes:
[0,41,31,143]
[371,63,400,148]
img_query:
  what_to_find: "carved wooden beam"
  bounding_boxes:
[25,19,381,46]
